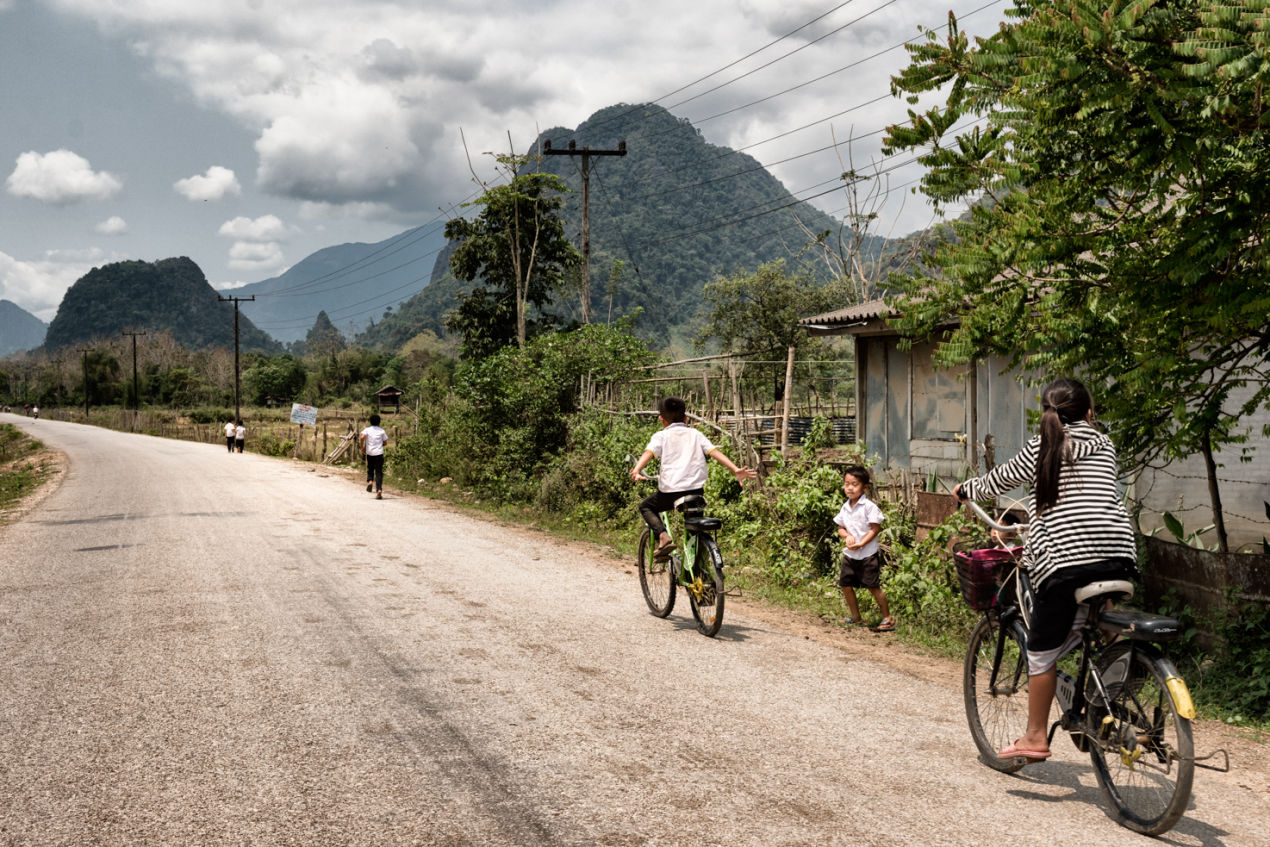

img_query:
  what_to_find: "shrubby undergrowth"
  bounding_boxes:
[381,323,1267,726]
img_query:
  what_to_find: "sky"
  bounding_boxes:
[0,0,1010,327]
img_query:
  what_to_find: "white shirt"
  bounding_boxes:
[644,423,715,492]
[361,425,387,456]
[234,425,245,440]
[833,494,885,560]
[225,422,236,437]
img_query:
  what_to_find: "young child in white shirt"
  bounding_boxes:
[833,465,894,631]
[630,397,756,559]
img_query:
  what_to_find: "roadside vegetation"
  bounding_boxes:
[0,424,55,518]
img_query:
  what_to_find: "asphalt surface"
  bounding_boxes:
[1,413,1266,846]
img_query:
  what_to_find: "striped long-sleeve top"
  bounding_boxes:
[960,421,1137,590]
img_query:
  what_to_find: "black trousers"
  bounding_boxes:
[638,488,703,537]
[366,453,385,490]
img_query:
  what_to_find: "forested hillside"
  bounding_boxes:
[358,103,882,349]
[42,257,280,353]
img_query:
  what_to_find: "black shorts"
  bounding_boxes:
[1027,558,1138,653]
[839,552,882,589]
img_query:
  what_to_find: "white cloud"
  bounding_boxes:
[217,214,290,241]
[0,247,109,321]
[5,149,122,205]
[253,83,420,201]
[174,165,242,201]
[227,240,284,272]
[43,0,996,234]
[95,216,128,235]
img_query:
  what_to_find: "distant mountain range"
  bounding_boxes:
[227,223,449,344]
[0,299,47,355]
[13,103,889,357]
[42,257,279,353]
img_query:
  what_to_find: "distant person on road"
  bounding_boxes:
[630,396,757,559]
[31,405,38,420]
[359,413,388,499]
[224,420,236,453]
[234,420,246,453]
[834,465,894,632]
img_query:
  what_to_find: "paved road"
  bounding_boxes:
[1,414,1265,846]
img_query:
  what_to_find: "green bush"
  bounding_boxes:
[880,509,983,648]
[186,407,234,425]
[711,445,870,587]
[534,407,653,525]
[1162,591,1270,725]
[252,431,294,458]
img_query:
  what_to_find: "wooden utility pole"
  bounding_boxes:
[541,138,627,324]
[121,330,146,429]
[780,344,796,456]
[218,295,255,425]
[78,346,91,420]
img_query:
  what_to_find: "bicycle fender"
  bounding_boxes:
[1152,654,1197,720]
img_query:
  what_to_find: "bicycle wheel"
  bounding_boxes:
[686,536,725,637]
[1087,643,1194,835]
[963,613,1031,774]
[637,528,675,617]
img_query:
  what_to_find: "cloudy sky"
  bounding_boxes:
[0,0,1008,325]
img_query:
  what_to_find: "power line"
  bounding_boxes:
[665,0,902,113]
[582,0,863,136]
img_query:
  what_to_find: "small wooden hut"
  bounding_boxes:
[374,385,404,413]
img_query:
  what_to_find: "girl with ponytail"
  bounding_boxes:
[955,377,1137,763]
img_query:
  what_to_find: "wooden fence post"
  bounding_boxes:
[780,344,795,456]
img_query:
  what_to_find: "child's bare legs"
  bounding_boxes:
[840,587,863,621]
[1016,668,1057,754]
[868,587,890,619]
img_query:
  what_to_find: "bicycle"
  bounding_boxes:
[628,459,727,637]
[958,500,1228,836]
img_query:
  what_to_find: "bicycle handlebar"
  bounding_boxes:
[963,498,1029,534]
[625,453,658,481]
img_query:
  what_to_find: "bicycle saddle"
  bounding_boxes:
[673,494,707,513]
[1074,579,1134,605]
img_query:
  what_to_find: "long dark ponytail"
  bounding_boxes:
[1035,378,1093,513]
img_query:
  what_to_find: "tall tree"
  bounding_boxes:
[444,150,579,358]
[882,0,1270,550]
[304,311,346,358]
[695,260,853,398]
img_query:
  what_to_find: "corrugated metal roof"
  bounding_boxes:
[798,298,894,333]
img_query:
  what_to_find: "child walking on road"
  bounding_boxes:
[360,414,388,499]
[630,397,756,559]
[834,465,894,631]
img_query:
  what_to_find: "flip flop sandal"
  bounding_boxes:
[874,618,896,632]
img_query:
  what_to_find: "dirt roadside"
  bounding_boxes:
[386,472,1270,791]
[0,442,67,529]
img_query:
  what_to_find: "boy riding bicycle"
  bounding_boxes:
[630,397,757,560]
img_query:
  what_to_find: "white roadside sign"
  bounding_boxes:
[290,403,318,426]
